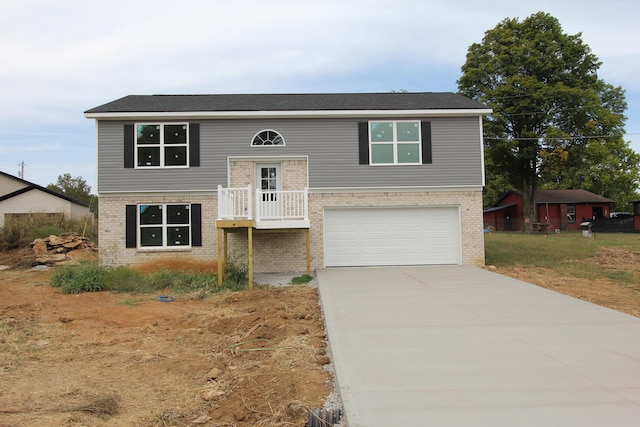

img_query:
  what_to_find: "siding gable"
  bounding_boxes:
[97,117,482,192]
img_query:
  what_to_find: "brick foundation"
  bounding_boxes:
[98,188,484,273]
[98,194,217,268]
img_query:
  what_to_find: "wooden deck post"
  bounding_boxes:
[224,232,228,268]
[306,229,311,275]
[217,228,224,286]
[248,226,253,288]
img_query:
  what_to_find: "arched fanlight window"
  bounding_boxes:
[251,130,285,146]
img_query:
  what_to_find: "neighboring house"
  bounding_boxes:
[0,171,92,228]
[84,92,491,274]
[483,189,613,232]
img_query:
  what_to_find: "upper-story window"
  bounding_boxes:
[369,121,421,165]
[252,129,285,146]
[136,123,189,167]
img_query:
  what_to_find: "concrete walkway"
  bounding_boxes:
[316,266,640,427]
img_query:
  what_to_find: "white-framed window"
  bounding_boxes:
[136,123,189,167]
[566,205,576,224]
[252,129,285,146]
[138,204,191,247]
[369,121,421,165]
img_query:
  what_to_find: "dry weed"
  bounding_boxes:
[65,393,120,417]
[134,258,218,274]
[272,335,319,370]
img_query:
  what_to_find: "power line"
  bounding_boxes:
[484,134,634,141]
[485,131,640,140]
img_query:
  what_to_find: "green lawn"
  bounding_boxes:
[484,231,640,288]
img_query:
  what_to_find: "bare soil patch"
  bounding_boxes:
[0,255,331,426]
[490,246,640,318]
[3,243,640,426]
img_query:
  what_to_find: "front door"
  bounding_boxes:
[503,210,512,231]
[256,164,281,218]
[592,206,604,220]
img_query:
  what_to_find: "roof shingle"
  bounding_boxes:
[534,189,612,204]
[85,92,488,114]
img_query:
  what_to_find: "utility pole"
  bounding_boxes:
[17,161,26,179]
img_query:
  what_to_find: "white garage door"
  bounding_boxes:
[324,207,461,267]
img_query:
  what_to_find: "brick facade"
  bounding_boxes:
[308,190,485,268]
[228,189,485,272]
[229,158,308,190]
[98,194,217,267]
[99,164,484,272]
[224,158,309,272]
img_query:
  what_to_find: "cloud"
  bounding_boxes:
[1,0,640,188]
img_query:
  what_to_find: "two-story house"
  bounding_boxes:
[85,92,490,278]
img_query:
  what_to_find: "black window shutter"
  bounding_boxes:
[189,123,200,167]
[191,204,202,246]
[124,124,134,168]
[125,205,137,248]
[358,122,369,165]
[421,121,432,164]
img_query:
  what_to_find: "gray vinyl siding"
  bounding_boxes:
[96,117,483,192]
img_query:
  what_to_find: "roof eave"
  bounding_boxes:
[84,108,493,120]
[535,199,612,204]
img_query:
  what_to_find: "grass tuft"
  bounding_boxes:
[223,255,248,286]
[291,274,314,285]
[50,263,105,294]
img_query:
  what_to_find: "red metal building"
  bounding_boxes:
[484,189,613,232]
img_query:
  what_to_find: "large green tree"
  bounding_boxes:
[458,12,638,228]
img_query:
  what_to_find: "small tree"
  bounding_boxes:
[47,173,93,203]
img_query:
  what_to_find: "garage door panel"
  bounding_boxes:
[324,207,461,267]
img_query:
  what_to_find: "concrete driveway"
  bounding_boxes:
[316,266,640,427]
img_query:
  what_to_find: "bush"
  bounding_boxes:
[51,263,105,294]
[223,255,248,286]
[50,262,248,295]
[101,267,145,293]
[147,270,219,294]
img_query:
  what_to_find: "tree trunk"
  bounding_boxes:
[522,177,537,233]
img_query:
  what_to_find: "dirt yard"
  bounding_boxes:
[1,246,639,427]
[490,246,640,318]
[0,250,332,427]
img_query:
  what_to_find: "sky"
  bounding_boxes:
[1,0,639,192]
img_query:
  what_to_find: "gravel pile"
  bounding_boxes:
[252,271,318,287]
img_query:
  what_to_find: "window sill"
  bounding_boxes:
[136,247,192,253]
[134,165,190,169]
[369,163,422,166]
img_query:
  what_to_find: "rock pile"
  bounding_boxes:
[31,233,98,266]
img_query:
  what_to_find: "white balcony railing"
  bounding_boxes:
[218,185,309,226]
[218,185,253,220]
